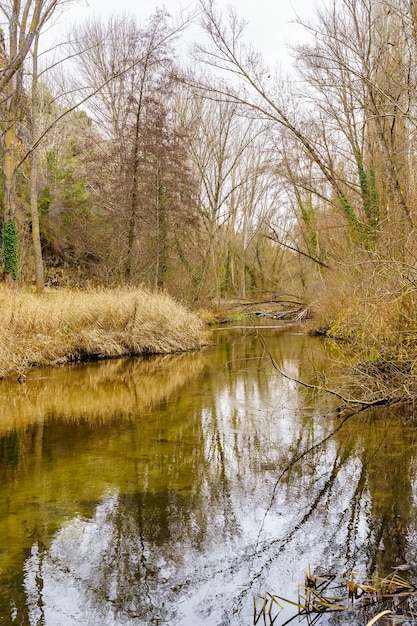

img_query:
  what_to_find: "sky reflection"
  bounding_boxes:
[1,329,417,625]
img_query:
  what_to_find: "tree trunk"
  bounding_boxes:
[30,33,45,292]
[3,119,19,287]
[155,173,168,289]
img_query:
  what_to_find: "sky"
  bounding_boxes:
[56,0,318,70]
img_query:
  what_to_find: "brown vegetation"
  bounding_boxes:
[305,249,417,402]
[0,287,208,380]
[255,567,416,625]
[2,0,417,400]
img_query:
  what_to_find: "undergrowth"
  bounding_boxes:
[309,256,417,402]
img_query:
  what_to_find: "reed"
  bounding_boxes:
[0,286,208,379]
[256,568,415,625]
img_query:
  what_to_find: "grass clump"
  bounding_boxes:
[308,255,417,402]
[0,286,208,379]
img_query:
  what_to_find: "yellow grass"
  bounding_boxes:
[0,286,208,379]
[305,252,417,400]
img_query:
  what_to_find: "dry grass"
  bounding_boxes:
[0,286,209,379]
[307,254,417,400]
[255,568,416,625]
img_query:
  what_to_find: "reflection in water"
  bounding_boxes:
[0,352,205,431]
[0,326,416,624]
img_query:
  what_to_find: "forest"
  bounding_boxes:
[1,0,417,397]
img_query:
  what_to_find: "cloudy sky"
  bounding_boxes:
[58,0,317,70]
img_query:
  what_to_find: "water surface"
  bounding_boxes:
[0,323,416,625]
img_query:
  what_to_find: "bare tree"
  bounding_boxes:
[70,9,192,282]
[29,31,46,291]
[294,0,417,240]
[194,0,417,259]
[178,84,277,299]
[193,1,368,241]
[0,0,75,287]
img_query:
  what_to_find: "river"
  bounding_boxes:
[0,322,416,625]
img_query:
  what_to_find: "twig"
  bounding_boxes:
[254,329,391,408]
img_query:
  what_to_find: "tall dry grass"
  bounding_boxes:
[308,251,417,400]
[0,287,208,379]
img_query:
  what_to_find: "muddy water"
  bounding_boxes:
[0,323,416,625]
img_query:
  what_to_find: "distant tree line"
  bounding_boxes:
[1,0,417,318]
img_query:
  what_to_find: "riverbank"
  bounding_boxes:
[0,287,208,380]
[196,295,310,324]
[200,295,416,407]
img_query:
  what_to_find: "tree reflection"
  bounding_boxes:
[349,405,417,574]
[20,483,244,623]
[0,329,417,624]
